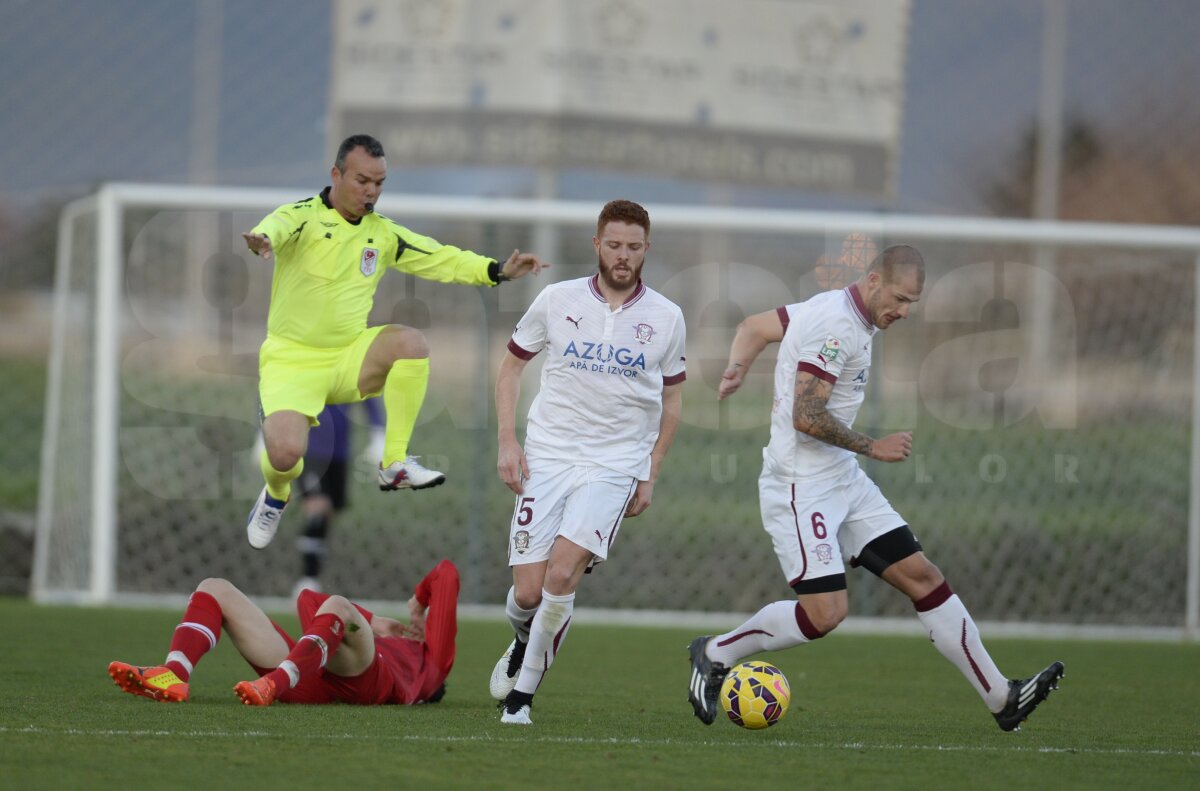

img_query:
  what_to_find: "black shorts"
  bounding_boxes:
[298,457,349,512]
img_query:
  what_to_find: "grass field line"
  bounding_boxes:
[84,597,1194,643]
[4,725,1197,759]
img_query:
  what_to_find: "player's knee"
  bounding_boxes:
[433,559,460,592]
[807,600,848,634]
[387,326,429,360]
[513,586,542,610]
[317,594,356,621]
[196,577,236,601]
[266,441,304,472]
[543,565,579,596]
[791,577,848,635]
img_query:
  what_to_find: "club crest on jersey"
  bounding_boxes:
[815,543,834,565]
[360,247,379,276]
[513,530,530,555]
[818,336,842,364]
[634,323,655,344]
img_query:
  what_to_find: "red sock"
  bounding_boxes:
[265,613,345,690]
[415,560,460,678]
[165,591,222,681]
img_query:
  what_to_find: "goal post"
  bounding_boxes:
[34,182,1200,640]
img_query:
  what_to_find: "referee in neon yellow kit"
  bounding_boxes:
[241,134,548,549]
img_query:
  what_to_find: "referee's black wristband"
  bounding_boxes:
[488,261,511,284]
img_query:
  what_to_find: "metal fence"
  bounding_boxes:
[31,186,1200,639]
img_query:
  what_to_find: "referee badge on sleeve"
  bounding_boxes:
[360,247,379,276]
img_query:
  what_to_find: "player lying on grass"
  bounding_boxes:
[108,560,458,706]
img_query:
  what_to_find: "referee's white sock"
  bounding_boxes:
[513,589,575,696]
[707,601,825,667]
[505,585,538,644]
[914,582,1009,711]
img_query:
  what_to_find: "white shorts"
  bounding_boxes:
[507,460,638,566]
[759,463,906,588]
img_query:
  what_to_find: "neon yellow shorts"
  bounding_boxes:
[258,326,387,425]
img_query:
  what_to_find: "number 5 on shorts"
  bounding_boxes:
[517,497,535,526]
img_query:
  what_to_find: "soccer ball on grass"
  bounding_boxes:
[719,661,791,729]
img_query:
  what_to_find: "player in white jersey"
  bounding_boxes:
[687,245,1065,733]
[490,200,687,725]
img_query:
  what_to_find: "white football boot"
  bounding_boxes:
[246,486,288,549]
[500,704,532,725]
[378,456,446,491]
[500,691,534,725]
[489,638,527,700]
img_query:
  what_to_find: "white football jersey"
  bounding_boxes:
[765,284,877,482]
[509,275,687,479]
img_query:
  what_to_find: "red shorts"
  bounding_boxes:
[249,621,404,705]
[248,561,458,705]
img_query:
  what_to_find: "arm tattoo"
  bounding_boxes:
[793,374,873,456]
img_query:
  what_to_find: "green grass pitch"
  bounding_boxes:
[1,599,1196,790]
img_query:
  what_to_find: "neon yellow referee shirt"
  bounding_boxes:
[251,187,497,349]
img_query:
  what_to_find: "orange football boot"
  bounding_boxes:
[233,675,278,706]
[108,661,189,703]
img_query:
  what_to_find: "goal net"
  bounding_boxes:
[35,183,1200,638]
